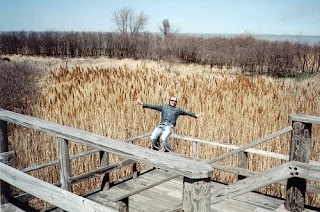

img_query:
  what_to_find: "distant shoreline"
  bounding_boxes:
[182,33,320,45]
[0,31,319,45]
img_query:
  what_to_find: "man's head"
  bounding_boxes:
[169,96,177,107]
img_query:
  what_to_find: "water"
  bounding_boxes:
[184,33,320,46]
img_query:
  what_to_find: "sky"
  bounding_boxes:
[1,0,320,36]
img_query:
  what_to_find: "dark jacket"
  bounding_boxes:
[142,103,197,127]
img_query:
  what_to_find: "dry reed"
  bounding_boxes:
[5,57,320,208]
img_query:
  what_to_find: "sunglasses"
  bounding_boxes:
[170,99,177,102]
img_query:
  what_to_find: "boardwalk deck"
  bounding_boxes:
[1,110,320,212]
[84,168,318,212]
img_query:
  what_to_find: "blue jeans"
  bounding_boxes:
[151,125,173,152]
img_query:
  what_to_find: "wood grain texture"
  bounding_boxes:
[285,121,311,212]
[0,110,212,179]
[58,138,72,192]
[182,177,211,212]
[211,162,293,204]
[289,114,320,125]
[0,162,115,212]
[0,120,10,204]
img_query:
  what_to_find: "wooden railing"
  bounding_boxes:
[1,109,320,212]
[0,110,213,212]
[171,114,320,211]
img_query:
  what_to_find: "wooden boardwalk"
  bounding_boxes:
[1,110,320,212]
[85,168,317,212]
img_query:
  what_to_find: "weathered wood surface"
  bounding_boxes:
[1,203,26,212]
[0,162,115,212]
[237,151,247,180]
[285,121,311,212]
[100,151,110,190]
[0,151,15,167]
[289,114,320,125]
[211,161,320,205]
[0,119,10,204]
[211,162,320,194]
[171,127,293,161]
[97,168,177,202]
[0,110,212,179]
[211,162,293,204]
[116,175,318,212]
[207,126,293,164]
[21,148,100,173]
[58,138,72,192]
[182,177,211,212]
[294,161,320,181]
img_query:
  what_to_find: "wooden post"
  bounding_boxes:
[132,140,138,178]
[237,151,248,180]
[58,137,72,192]
[100,151,110,190]
[182,177,211,212]
[285,121,311,212]
[192,141,198,158]
[116,197,129,212]
[0,120,11,204]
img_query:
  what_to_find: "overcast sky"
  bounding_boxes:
[1,0,320,35]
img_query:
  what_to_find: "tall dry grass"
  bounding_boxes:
[4,57,320,208]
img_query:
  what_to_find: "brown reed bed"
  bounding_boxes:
[4,60,320,208]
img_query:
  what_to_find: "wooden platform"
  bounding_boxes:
[84,168,318,212]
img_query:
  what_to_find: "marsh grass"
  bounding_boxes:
[4,56,320,208]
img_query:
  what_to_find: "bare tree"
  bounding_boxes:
[160,19,171,36]
[112,7,148,35]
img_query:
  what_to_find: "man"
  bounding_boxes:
[136,96,203,152]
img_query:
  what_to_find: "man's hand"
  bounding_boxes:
[135,99,143,105]
[196,113,204,118]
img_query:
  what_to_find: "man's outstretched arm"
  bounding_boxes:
[135,99,162,111]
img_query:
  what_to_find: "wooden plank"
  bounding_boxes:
[292,161,320,182]
[211,199,273,212]
[192,141,198,158]
[211,162,320,194]
[0,151,15,167]
[71,159,135,184]
[233,191,284,211]
[0,110,212,179]
[211,162,293,204]
[289,114,320,125]
[100,151,110,190]
[207,126,293,164]
[0,120,10,204]
[171,132,292,161]
[138,181,182,202]
[182,177,211,212]
[116,197,128,212]
[237,151,247,180]
[21,131,149,173]
[21,148,100,173]
[58,138,72,192]
[129,193,170,212]
[98,169,177,202]
[1,202,26,212]
[0,162,115,212]
[285,121,311,211]
[122,132,152,143]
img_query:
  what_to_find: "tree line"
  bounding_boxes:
[0,31,319,76]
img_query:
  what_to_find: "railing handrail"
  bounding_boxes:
[0,109,212,179]
[171,127,320,165]
[0,161,115,212]
[21,133,152,173]
[289,114,320,125]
